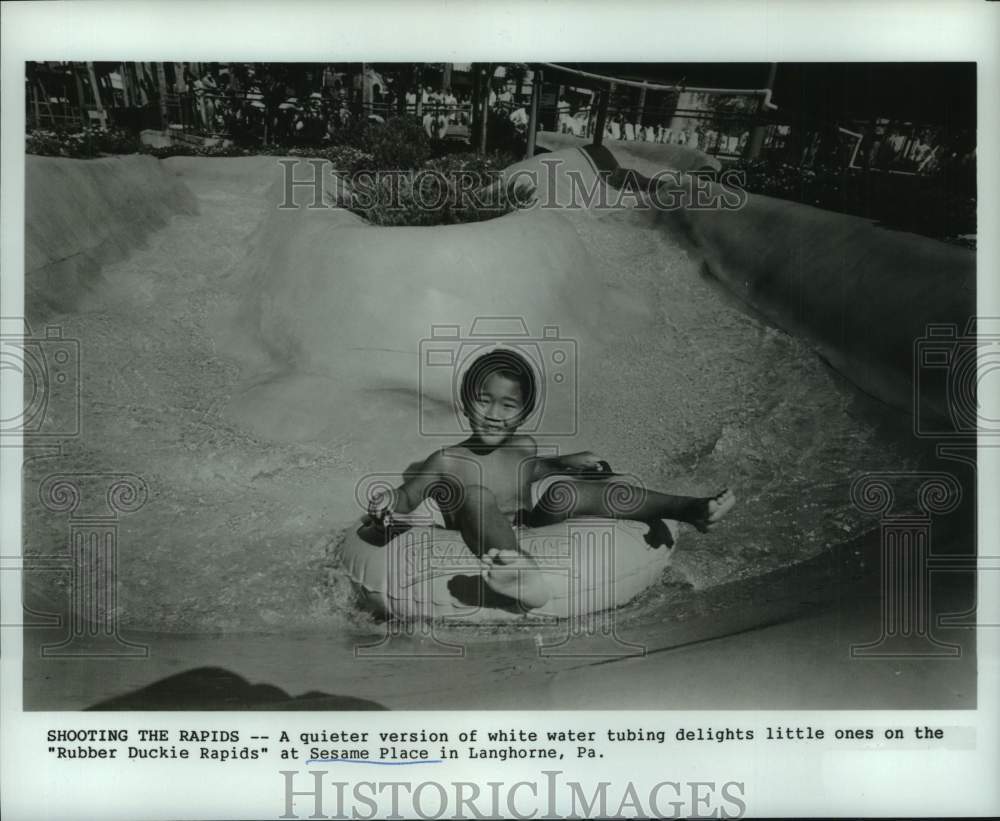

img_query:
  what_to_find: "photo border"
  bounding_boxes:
[2,1,998,818]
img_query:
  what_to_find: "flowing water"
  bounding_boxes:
[22,154,928,643]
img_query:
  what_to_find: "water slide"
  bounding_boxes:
[21,138,975,707]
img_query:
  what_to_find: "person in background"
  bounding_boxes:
[556,94,572,133]
[509,105,529,135]
[497,83,513,110]
[610,113,622,141]
[182,67,200,129]
[199,68,219,132]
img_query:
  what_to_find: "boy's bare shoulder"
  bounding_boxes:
[427,446,485,478]
[507,434,539,453]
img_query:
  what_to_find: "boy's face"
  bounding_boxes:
[464,372,525,446]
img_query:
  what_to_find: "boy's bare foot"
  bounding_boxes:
[690,489,736,533]
[642,518,675,549]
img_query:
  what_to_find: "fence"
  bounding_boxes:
[26,62,974,181]
[536,93,974,175]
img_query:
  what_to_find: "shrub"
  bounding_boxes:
[485,109,527,160]
[143,142,249,159]
[345,151,534,227]
[730,157,976,246]
[26,126,140,158]
[347,117,430,171]
[24,120,534,228]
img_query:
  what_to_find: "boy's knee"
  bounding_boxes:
[422,472,468,516]
[536,479,580,516]
[433,477,498,515]
[461,484,498,512]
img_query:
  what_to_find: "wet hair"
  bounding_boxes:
[459,348,537,422]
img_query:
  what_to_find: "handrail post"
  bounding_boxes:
[479,64,492,155]
[593,86,610,147]
[525,68,542,159]
[747,62,778,159]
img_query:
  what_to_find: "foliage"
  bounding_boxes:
[25,126,140,158]
[731,157,976,246]
[345,151,535,227]
[346,117,431,171]
[143,142,248,159]
[24,123,531,227]
[700,94,758,139]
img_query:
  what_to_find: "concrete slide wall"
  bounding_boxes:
[657,177,976,421]
[222,167,610,452]
[24,154,197,317]
[24,151,975,428]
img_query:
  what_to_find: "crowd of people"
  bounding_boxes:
[107,62,974,174]
[155,64,536,146]
[146,63,770,161]
[554,94,747,153]
[772,120,976,176]
[167,63,361,145]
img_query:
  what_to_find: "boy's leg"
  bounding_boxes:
[445,483,550,609]
[447,483,518,558]
[528,479,735,532]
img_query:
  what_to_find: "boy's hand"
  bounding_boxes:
[564,452,611,473]
[366,489,396,526]
[482,549,551,609]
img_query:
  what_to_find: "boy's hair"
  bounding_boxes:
[459,348,537,421]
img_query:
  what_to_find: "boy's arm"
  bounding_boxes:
[529,451,606,482]
[368,451,447,518]
[370,450,479,520]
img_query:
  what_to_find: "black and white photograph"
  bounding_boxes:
[16,54,982,710]
[2,1,998,818]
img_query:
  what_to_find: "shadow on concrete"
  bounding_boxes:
[85,666,387,711]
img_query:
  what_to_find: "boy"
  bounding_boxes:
[368,348,735,610]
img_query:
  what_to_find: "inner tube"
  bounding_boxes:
[338,513,678,622]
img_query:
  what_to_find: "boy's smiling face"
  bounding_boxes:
[465,371,525,446]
